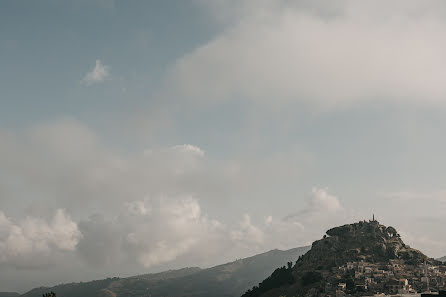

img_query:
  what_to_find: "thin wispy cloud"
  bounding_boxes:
[82,59,110,85]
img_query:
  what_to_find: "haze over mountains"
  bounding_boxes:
[16,246,310,297]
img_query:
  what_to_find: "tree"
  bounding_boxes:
[42,292,56,297]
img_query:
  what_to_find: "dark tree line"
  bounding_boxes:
[241,262,294,297]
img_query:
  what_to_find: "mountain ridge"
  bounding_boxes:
[20,246,310,297]
[0,293,20,297]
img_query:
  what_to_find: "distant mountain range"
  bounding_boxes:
[439,256,446,262]
[0,293,20,297]
[16,246,310,297]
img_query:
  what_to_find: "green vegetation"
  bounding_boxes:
[241,264,295,297]
[300,272,322,287]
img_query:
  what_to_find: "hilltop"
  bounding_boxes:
[300,220,428,268]
[242,220,443,297]
[21,246,310,297]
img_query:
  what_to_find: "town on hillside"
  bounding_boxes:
[329,258,446,297]
[323,219,446,297]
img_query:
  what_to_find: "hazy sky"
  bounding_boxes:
[1,0,446,292]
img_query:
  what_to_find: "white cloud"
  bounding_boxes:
[0,120,349,272]
[265,215,273,226]
[273,187,354,247]
[224,188,348,252]
[0,116,322,271]
[77,196,229,269]
[125,200,151,216]
[0,209,81,268]
[82,59,110,85]
[5,119,443,288]
[170,0,446,108]
[130,197,209,267]
[231,214,265,246]
[171,144,205,157]
[284,187,343,221]
[309,187,342,213]
[139,238,197,268]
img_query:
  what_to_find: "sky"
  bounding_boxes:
[1,0,446,292]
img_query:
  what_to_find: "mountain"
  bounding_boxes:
[242,220,442,297]
[21,246,310,297]
[0,293,20,297]
[439,256,446,262]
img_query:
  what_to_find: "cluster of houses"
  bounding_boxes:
[331,259,446,297]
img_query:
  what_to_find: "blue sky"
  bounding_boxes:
[0,1,211,125]
[1,0,446,292]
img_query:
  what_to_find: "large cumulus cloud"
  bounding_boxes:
[170,0,446,107]
[0,209,81,269]
[0,119,344,277]
[2,118,443,292]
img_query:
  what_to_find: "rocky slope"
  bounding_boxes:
[242,220,437,297]
[300,220,428,268]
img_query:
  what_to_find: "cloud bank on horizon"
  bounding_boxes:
[0,119,349,270]
[1,0,446,292]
